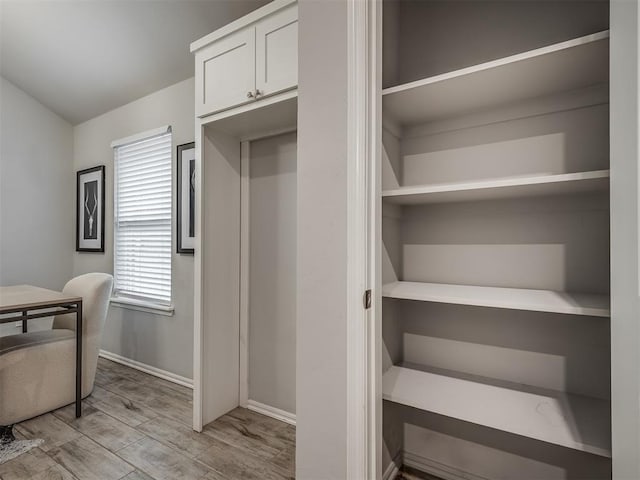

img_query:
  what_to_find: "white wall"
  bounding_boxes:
[0,77,74,334]
[73,78,195,379]
[249,132,297,414]
[296,0,350,477]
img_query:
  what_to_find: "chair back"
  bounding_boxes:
[53,272,113,394]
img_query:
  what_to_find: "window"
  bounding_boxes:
[113,127,172,307]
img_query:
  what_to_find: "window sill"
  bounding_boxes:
[110,297,174,316]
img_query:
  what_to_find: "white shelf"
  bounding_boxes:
[382,281,610,317]
[383,31,609,128]
[382,170,609,205]
[382,365,611,457]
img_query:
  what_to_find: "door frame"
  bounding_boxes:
[239,141,251,408]
[346,0,382,478]
[610,1,640,478]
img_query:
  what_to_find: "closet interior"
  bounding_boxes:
[246,132,297,419]
[379,1,611,479]
[198,120,298,427]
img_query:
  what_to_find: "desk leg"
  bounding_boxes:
[21,311,27,333]
[76,301,83,418]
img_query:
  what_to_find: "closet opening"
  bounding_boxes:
[379,1,610,478]
[196,100,298,435]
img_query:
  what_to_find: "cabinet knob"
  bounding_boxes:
[255,89,263,97]
[247,91,254,98]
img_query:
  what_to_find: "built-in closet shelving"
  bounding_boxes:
[382,281,610,317]
[379,2,611,477]
[382,31,609,128]
[382,170,610,205]
[382,365,610,457]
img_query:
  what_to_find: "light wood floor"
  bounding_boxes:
[0,358,295,480]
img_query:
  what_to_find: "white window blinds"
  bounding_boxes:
[114,130,172,305]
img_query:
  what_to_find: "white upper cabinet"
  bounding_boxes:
[192,1,298,119]
[255,5,298,98]
[196,29,256,117]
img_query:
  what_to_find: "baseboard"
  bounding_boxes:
[382,459,400,480]
[99,350,193,389]
[246,399,296,426]
[403,451,489,480]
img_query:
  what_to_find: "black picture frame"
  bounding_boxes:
[76,165,105,252]
[177,142,195,254]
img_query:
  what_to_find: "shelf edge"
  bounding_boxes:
[381,282,611,317]
[381,170,610,200]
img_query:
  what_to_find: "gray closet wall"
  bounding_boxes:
[383,1,609,89]
[248,132,297,414]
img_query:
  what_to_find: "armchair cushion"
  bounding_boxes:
[0,330,74,356]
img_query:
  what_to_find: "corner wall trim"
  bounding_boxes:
[346,0,380,478]
[382,460,400,480]
[99,350,194,389]
[403,451,489,480]
[246,399,296,426]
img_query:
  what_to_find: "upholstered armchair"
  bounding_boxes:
[0,273,113,427]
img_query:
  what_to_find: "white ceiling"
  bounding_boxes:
[0,0,269,125]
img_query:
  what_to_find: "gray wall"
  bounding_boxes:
[249,132,297,414]
[296,0,349,477]
[610,1,640,478]
[73,78,195,379]
[0,77,74,335]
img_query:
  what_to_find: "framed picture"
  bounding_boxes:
[76,165,105,252]
[177,142,195,254]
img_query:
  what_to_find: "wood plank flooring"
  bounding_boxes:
[0,358,295,480]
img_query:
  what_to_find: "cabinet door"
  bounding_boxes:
[255,4,298,99]
[195,28,256,117]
